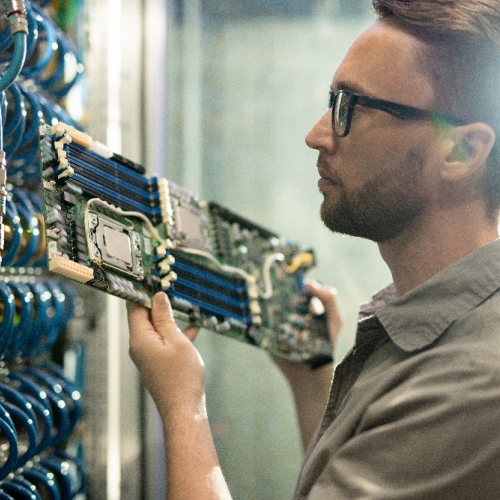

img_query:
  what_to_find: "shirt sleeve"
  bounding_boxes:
[304,346,500,500]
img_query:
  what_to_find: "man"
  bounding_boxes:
[127,0,500,498]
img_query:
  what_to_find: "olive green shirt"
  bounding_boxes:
[295,239,500,499]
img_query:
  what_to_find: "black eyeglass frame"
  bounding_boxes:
[329,89,468,137]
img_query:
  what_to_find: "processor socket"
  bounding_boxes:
[93,215,144,279]
[172,202,212,251]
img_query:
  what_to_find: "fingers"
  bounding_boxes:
[151,292,201,341]
[126,293,207,417]
[184,324,200,342]
[307,280,344,345]
[126,299,153,335]
[128,292,200,344]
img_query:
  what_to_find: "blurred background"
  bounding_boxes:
[152,1,391,499]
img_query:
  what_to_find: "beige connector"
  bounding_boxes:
[160,271,178,291]
[48,256,94,283]
[249,300,261,315]
[156,239,175,259]
[58,165,74,179]
[160,277,171,290]
[252,315,262,326]
[51,122,93,149]
[247,282,259,299]
[158,260,171,274]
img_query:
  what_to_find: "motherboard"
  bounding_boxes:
[39,122,332,367]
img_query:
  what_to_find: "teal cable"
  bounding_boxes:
[0,30,27,93]
[0,91,4,151]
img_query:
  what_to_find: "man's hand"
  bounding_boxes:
[127,292,232,500]
[273,281,344,450]
[127,291,204,419]
[307,280,344,349]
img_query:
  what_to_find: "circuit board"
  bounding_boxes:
[39,122,332,367]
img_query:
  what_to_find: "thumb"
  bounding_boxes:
[151,292,201,343]
[151,292,178,339]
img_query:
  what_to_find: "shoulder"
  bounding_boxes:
[300,340,500,499]
[354,340,500,438]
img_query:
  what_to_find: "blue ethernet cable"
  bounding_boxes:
[0,27,27,93]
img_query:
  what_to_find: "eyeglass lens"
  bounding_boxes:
[334,91,350,137]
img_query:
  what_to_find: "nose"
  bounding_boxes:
[305,110,337,153]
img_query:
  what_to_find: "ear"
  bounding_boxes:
[440,123,496,182]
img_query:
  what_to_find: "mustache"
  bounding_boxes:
[317,154,342,184]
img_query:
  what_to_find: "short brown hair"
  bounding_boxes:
[373,0,500,218]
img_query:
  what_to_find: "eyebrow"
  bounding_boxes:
[331,80,371,95]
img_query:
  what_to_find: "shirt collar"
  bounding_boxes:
[369,240,500,353]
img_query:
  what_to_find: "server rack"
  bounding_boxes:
[0,0,167,497]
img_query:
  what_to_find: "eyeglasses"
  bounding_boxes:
[329,89,468,137]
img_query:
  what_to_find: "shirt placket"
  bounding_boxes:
[317,316,388,440]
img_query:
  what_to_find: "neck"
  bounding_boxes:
[378,205,499,297]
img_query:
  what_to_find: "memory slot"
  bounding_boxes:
[171,259,247,299]
[171,253,247,290]
[68,171,158,212]
[172,282,249,317]
[67,173,163,222]
[66,154,159,203]
[174,276,250,311]
[67,143,156,192]
[171,265,247,304]
[167,286,252,324]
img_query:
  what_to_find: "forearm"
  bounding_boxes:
[286,362,334,450]
[127,294,232,499]
[161,398,233,500]
[285,282,340,449]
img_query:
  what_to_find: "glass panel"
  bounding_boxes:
[164,1,391,498]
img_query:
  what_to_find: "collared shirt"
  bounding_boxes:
[294,239,500,500]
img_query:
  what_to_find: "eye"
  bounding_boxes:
[328,91,335,109]
[352,104,362,115]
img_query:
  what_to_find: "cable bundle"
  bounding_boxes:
[0,5,84,185]
[0,278,76,359]
[1,188,45,268]
[0,276,86,498]
[20,2,83,99]
[3,82,81,183]
[0,1,88,498]
[0,365,85,498]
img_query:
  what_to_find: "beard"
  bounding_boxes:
[320,149,428,243]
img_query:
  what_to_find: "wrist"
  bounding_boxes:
[287,361,334,409]
[158,391,208,424]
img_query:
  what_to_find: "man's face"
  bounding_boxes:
[306,21,443,243]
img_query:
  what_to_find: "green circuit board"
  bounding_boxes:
[39,122,333,367]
